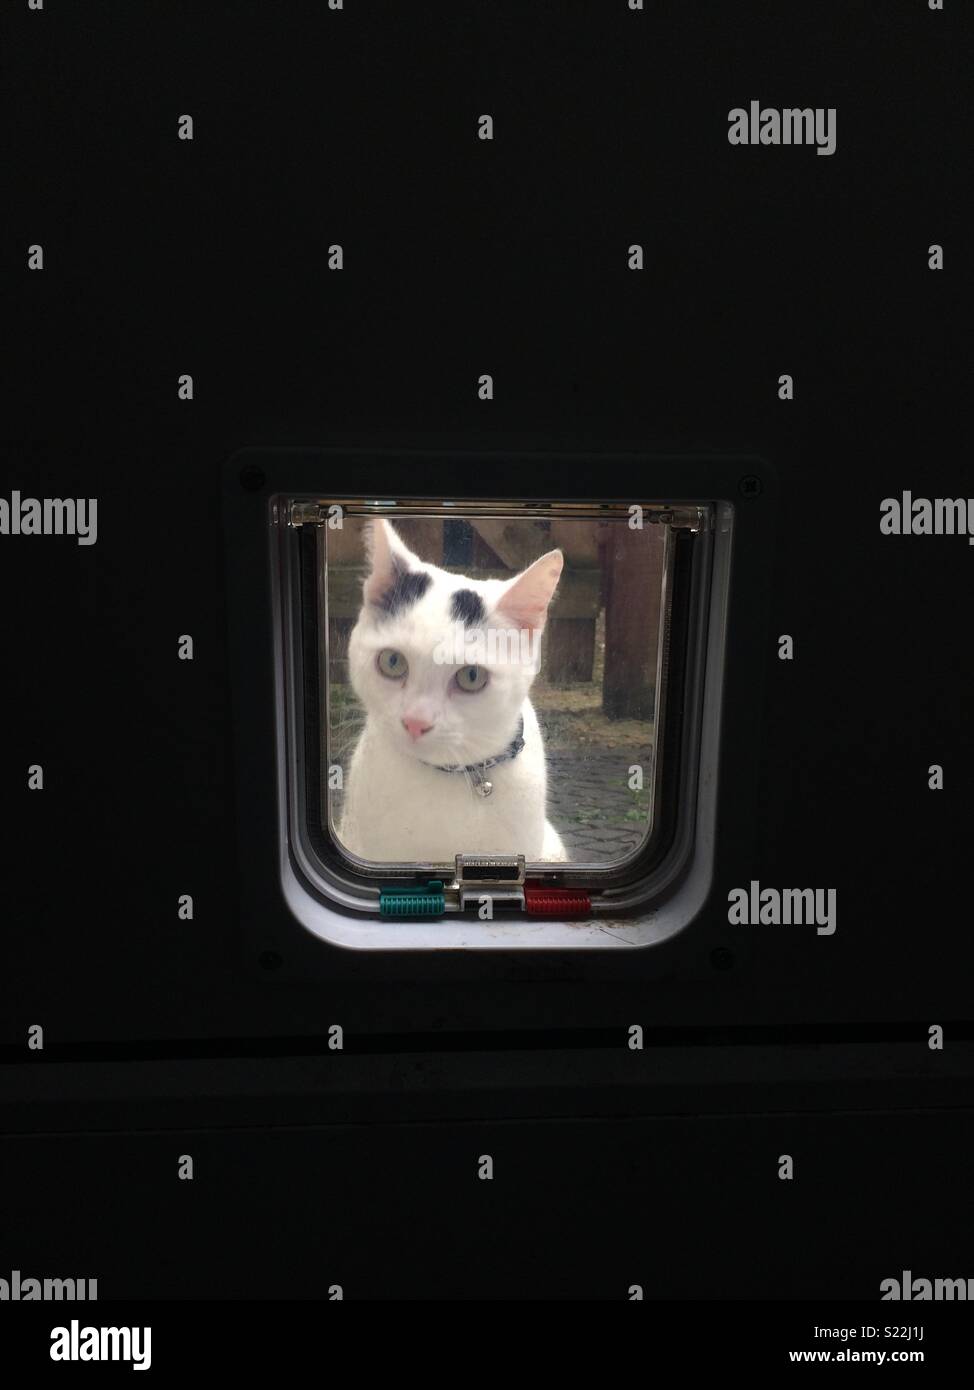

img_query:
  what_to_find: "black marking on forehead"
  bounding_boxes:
[374,562,431,617]
[450,588,485,625]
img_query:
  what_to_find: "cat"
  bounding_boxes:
[338,518,568,864]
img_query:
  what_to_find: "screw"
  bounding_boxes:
[258,950,283,971]
[240,464,266,492]
[738,475,762,497]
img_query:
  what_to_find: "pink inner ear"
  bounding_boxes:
[496,550,563,631]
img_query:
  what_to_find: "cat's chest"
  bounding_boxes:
[369,747,535,817]
[345,722,545,857]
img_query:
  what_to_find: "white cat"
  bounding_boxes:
[338,518,567,864]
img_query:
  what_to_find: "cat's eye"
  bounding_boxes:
[454,665,488,693]
[231,454,769,956]
[376,648,408,680]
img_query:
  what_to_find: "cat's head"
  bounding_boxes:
[347,518,563,766]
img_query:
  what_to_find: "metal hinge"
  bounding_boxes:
[285,499,711,530]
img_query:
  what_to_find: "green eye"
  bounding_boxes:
[377,649,408,680]
[455,665,488,693]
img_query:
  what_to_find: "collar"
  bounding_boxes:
[432,716,525,797]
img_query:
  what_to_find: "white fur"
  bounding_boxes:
[338,519,567,864]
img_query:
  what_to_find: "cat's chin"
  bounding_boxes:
[404,740,486,769]
[381,732,451,766]
[407,744,457,768]
[409,745,506,770]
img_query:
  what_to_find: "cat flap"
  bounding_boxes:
[313,504,708,881]
[267,487,727,943]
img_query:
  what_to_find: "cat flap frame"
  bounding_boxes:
[248,460,744,952]
[301,499,693,879]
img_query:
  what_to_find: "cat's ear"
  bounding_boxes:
[362,518,420,606]
[495,548,563,631]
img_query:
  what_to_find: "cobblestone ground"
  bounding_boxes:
[546,744,653,863]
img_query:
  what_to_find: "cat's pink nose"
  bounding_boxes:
[402,716,434,741]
